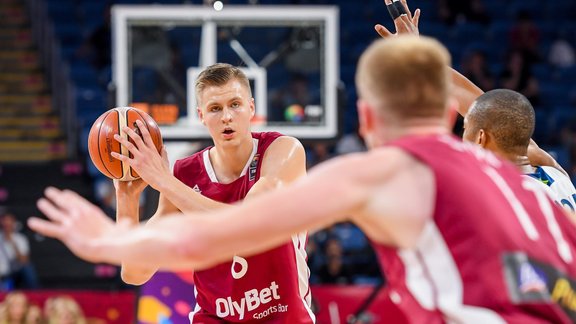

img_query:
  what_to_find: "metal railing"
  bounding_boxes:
[25,0,77,159]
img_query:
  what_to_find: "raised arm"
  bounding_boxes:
[375,0,484,117]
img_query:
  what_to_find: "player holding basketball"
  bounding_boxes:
[109,63,314,323]
[377,0,576,212]
[30,34,576,323]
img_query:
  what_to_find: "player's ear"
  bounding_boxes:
[197,107,206,126]
[249,98,255,118]
[357,99,374,139]
[477,129,487,148]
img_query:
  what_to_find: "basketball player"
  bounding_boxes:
[30,35,576,323]
[463,89,576,211]
[109,63,314,323]
[377,0,576,211]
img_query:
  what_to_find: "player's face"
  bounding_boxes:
[197,79,255,146]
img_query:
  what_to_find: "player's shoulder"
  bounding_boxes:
[174,147,209,170]
[260,133,304,155]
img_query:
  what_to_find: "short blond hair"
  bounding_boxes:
[356,35,451,120]
[195,63,251,105]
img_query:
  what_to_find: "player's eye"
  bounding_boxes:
[231,102,240,108]
[209,106,221,112]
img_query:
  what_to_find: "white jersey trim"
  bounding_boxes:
[189,284,200,323]
[399,222,507,323]
[291,232,316,323]
[202,138,259,183]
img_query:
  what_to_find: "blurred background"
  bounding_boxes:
[1,0,576,323]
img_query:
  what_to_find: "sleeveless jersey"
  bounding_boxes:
[173,132,314,324]
[375,134,576,323]
[527,166,576,212]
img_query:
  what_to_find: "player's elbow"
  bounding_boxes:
[174,235,219,270]
[120,268,153,286]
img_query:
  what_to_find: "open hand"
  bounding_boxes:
[112,119,170,191]
[375,0,420,39]
[28,187,131,263]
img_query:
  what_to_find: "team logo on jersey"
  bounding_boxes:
[249,154,260,181]
[518,262,547,294]
[192,184,201,193]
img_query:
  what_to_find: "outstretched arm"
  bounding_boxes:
[29,149,432,271]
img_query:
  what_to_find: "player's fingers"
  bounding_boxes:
[413,9,421,28]
[400,13,411,26]
[383,0,392,6]
[161,146,169,166]
[43,187,73,212]
[113,133,139,156]
[121,126,145,150]
[37,197,66,223]
[135,120,156,149]
[375,24,393,38]
[27,217,64,239]
[110,151,129,163]
[401,0,412,20]
[62,189,98,216]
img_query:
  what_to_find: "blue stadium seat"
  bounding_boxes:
[333,224,368,252]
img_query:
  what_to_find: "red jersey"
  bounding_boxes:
[375,134,576,323]
[173,132,314,324]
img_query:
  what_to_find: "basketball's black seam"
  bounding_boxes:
[118,109,125,179]
[96,111,114,177]
[132,109,158,178]
[96,110,116,178]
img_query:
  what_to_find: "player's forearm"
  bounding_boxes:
[92,218,204,270]
[115,193,141,223]
[451,68,484,117]
[157,176,228,213]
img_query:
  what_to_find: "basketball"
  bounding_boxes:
[88,107,163,181]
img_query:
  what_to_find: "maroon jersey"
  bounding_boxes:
[173,132,314,324]
[375,134,576,323]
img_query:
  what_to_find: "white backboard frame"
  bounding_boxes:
[112,5,339,140]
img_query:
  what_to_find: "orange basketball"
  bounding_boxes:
[88,107,163,181]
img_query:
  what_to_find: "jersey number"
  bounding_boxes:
[484,166,573,263]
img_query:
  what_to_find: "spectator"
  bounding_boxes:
[317,238,352,285]
[0,291,29,324]
[335,125,366,156]
[47,296,86,324]
[500,51,540,106]
[438,0,490,25]
[306,142,334,168]
[0,212,38,290]
[509,10,541,64]
[548,32,576,68]
[24,305,43,324]
[460,49,495,91]
[76,5,111,72]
